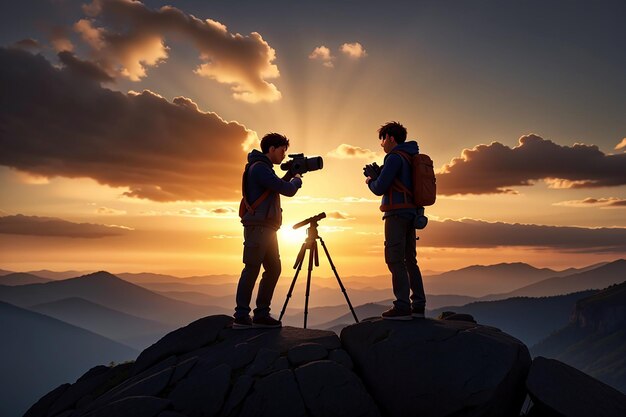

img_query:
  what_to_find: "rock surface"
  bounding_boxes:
[526,356,626,417]
[27,314,617,417]
[341,317,531,417]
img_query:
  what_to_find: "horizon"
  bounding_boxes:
[1,0,625,278]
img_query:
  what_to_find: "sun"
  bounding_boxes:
[278,227,307,245]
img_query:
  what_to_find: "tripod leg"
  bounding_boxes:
[319,237,359,323]
[303,242,315,329]
[279,243,306,321]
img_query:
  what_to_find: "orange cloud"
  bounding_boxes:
[0,48,254,202]
[438,134,626,195]
[326,211,355,220]
[340,42,367,59]
[327,144,379,159]
[309,46,334,68]
[615,138,626,151]
[553,197,626,208]
[73,0,281,102]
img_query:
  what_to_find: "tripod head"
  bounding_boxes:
[293,212,326,230]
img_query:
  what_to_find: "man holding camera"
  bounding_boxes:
[234,133,303,329]
[364,121,426,320]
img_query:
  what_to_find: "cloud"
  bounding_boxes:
[327,144,379,159]
[326,211,355,220]
[71,0,281,102]
[49,26,74,52]
[139,207,237,217]
[309,45,334,68]
[553,197,626,208]
[422,218,626,253]
[616,138,626,151]
[96,207,127,215]
[58,51,115,83]
[0,214,129,238]
[13,39,41,51]
[340,42,367,59]
[438,134,626,195]
[0,48,254,202]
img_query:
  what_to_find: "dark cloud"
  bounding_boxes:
[0,214,129,238]
[438,134,626,195]
[71,0,280,102]
[13,38,41,51]
[0,47,252,202]
[422,218,626,253]
[58,51,114,83]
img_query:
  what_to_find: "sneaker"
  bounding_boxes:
[252,315,282,328]
[381,307,412,321]
[411,307,425,318]
[232,315,253,329]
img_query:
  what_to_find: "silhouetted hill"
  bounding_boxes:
[0,271,229,326]
[423,262,565,296]
[26,270,94,280]
[315,303,390,330]
[532,281,626,392]
[489,259,626,299]
[0,300,137,417]
[30,297,173,349]
[430,290,598,346]
[0,272,51,285]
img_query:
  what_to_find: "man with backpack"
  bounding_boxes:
[234,133,303,329]
[364,121,428,320]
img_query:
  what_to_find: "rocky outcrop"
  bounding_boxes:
[341,317,530,417]
[526,357,626,417]
[29,313,621,417]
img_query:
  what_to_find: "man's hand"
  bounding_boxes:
[363,163,381,180]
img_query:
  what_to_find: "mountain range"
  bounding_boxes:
[0,300,138,417]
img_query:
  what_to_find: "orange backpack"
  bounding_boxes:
[389,150,437,207]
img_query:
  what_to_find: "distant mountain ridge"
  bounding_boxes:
[0,300,138,417]
[0,272,51,285]
[532,280,626,393]
[0,271,228,325]
[483,259,626,299]
[30,297,173,349]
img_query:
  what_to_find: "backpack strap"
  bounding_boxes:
[242,161,273,216]
[380,150,416,210]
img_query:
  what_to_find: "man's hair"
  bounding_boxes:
[378,121,407,143]
[260,133,290,153]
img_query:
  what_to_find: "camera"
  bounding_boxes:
[363,162,382,180]
[281,153,324,175]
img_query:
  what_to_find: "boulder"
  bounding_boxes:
[328,348,354,370]
[23,383,69,417]
[81,396,170,417]
[245,348,280,376]
[287,342,328,366]
[132,315,233,375]
[221,375,254,417]
[526,356,626,417]
[341,318,531,417]
[168,363,231,417]
[239,369,307,417]
[295,360,380,417]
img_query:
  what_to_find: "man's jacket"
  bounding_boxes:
[368,141,419,219]
[241,150,302,230]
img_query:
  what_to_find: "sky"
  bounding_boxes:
[0,0,625,277]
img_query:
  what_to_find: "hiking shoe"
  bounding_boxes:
[252,315,282,328]
[232,315,253,329]
[381,307,412,321]
[412,307,425,318]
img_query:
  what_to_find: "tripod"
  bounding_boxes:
[278,213,359,329]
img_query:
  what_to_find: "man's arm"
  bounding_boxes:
[253,164,302,197]
[368,154,402,196]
